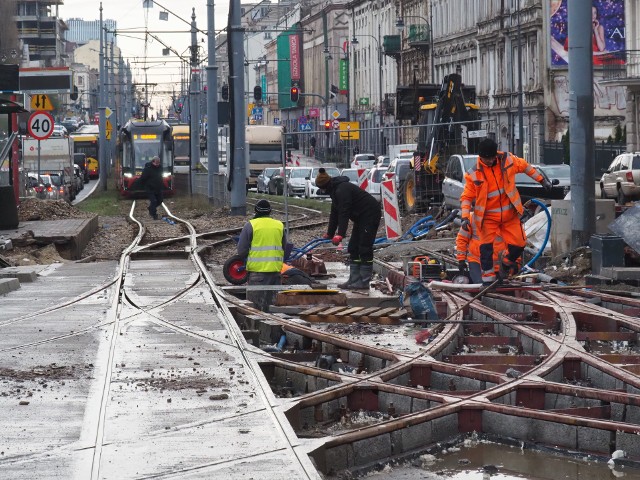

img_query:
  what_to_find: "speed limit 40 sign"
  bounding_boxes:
[28,111,55,140]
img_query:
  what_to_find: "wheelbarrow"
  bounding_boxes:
[223,237,332,285]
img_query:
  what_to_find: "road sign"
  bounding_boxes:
[332,119,340,129]
[274,118,280,125]
[30,94,53,111]
[27,111,54,140]
[381,179,402,241]
[332,110,340,119]
[251,106,263,115]
[254,114,263,121]
[299,115,308,124]
[106,119,113,140]
[299,123,312,132]
[339,121,360,140]
[308,107,320,118]
[105,106,113,118]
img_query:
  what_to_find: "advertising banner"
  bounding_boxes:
[289,34,301,80]
[339,59,349,94]
[550,0,625,67]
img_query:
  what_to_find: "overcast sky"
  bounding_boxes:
[60,0,231,114]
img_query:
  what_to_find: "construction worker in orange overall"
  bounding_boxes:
[460,138,552,285]
[455,214,507,284]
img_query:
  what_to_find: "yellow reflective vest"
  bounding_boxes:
[246,217,284,272]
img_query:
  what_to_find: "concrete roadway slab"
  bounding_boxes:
[0,260,320,479]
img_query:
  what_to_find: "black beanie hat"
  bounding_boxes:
[254,199,272,216]
[478,138,498,158]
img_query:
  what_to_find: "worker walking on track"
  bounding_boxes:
[460,138,552,285]
[137,155,164,220]
[315,168,381,290]
[237,199,287,311]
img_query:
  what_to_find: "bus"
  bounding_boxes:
[71,126,99,179]
[171,124,190,174]
[245,125,283,188]
[115,119,174,197]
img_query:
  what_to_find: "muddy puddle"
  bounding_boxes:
[364,440,637,479]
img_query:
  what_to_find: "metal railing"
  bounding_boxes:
[601,50,640,81]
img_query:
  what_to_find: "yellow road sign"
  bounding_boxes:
[106,119,113,140]
[30,94,54,111]
[339,121,360,140]
[105,106,113,118]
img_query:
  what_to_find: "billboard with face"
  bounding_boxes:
[550,0,626,66]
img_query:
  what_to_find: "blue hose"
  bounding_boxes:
[277,334,287,351]
[522,199,551,272]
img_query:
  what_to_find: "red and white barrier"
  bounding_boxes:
[381,179,402,241]
[357,168,369,190]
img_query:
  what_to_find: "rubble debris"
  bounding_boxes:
[18,199,94,222]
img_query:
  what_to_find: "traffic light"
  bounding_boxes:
[253,85,262,102]
[290,86,299,103]
[324,120,331,130]
[221,84,229,101]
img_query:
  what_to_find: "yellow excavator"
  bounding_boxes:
[400,70,481,213]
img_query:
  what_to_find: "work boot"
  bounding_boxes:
[338,264,361,289]
[349,263,373,290]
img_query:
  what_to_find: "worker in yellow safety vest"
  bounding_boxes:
[237,199,287,311]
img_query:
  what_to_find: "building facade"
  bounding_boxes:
[65,18,116,46]
[15,0,68,67]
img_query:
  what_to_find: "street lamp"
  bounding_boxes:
[324,45,350,121]
[395,13,435,82]
[351,25,385,126]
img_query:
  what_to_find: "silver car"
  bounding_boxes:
[287,167,312,196]
[441,154,477,209]
[257,167,279,193]
[600,153,640,203]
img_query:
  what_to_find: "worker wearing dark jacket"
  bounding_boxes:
[137,156,164,220]
[237,199,287,311]
[461,138,552,285]
[315,168,380,289]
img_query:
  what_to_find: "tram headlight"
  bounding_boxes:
[124,173,133,178]
[162,172,171,178]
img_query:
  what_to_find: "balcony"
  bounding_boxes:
[407,24,430,49]
[601,50,640,87]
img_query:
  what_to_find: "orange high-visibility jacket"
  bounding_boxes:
[455,216,505,268]
[460,152,543,224]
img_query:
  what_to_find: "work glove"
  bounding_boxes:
[541,178,553,192]
[460,218,471,232]
[331,235,343,246]
[458,260,468,274]
[322,233,331,240]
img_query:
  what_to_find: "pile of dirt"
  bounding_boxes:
[19,199,95,222]
[544,246,591,283]
[81,216,137,261]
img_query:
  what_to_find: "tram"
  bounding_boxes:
[171,124,190,174]
[115,119,174,197]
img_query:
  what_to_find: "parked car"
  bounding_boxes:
[267,167,291,195]
[340,168,362,186]
[367,166,388,202]
[304,166,341,198]
[51,124,68,138]
[383,157,413,210]
[442,154,477,209]
[600,153,640,203]
[518,164,570,201]
[351,153,376,169]
[257,167,279,193]
[287,167,312,196]
[376,155,390,167]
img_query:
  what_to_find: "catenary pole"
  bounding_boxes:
[229,0,246,215]
[189,8,199,196]
[206,0,220,205]
[568,0,595,248]
[98,2,107,191]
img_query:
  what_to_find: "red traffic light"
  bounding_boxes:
[290,86,300,103]
[324,120,331,130]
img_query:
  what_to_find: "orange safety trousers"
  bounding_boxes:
[478,209,526,283]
